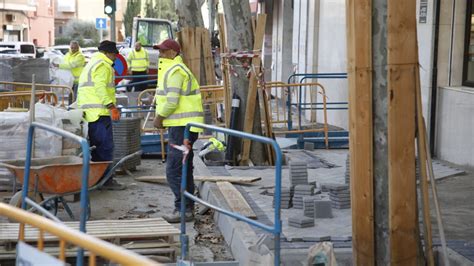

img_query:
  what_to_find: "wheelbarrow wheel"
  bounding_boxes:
[8,191,45,222]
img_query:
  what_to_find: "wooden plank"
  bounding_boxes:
[415,67,434,265]
[217,13,232,128]
[257,86,274,165]
[201,28,217,85]
[0,218,180,242]
[387,0,419,264]
[216,181,256,219]
[346,0,374,265]
[135,175,261,184]
[240,13,267,165]
[178,28,201,83]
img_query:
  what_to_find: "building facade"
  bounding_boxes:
[28,0,55,47]
[269,0,473,167]
[0,0,36,42]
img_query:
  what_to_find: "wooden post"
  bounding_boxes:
[346,0,374,264]
[240,14,267,165]
[387,0,419,264]
[348,0,423,264]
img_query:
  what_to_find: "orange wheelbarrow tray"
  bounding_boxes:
[0,156,111,195]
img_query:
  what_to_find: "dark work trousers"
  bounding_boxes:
[88,116,114,162]
[70,83,78,105]
[128,70,148,92]
[166,126,199,211]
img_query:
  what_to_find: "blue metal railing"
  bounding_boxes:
[22,122,91,265]
[179,123,283,265]
[286,73,348,130]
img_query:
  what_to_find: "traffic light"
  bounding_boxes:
[104,0,116,16]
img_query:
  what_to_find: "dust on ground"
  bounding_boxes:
[0,158,234,262]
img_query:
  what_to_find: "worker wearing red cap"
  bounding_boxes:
[153,39,204,223]
[77,40,125,190]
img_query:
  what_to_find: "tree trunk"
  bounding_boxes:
[222,0,266,165]
[175,0,205,28]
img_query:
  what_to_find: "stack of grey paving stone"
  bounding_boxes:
[272,187,292,209]
[289,162,308,187]
[345,154,350,184]
[303,196,320,218]
[293,184,314,209]
[288,216,314,228]
[328,184,351,209]
[315,199,333,218]
[112,117,141,171]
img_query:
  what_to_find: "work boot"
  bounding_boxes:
[102,179,126,191]
[163,209,194,223]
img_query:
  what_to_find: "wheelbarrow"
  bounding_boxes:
[0,151,140,219]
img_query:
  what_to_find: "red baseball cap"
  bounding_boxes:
[153,39,181,54]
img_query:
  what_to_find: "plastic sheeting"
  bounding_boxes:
[0,103,83,160]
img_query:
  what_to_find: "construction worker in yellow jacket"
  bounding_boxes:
[53,40,85,101]
[126,42,149,91]
[153,39,204,223]
[77,40,124,190]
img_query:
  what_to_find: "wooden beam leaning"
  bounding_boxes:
[240,14,267,165]
[346,0,375,265]
[415,65,435,265]
[387,0,419,264]
[217,14,232,128]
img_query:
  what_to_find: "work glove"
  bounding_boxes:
[110,106,120,121]
[154,115,165,129]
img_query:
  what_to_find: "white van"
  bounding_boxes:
[0,42,36,58]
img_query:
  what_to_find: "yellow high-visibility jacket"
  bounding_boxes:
[155,56,204,132]
[59,50,85,84]
[77,52,116,123]
[127,48,149,72]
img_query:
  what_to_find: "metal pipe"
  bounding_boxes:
[429,0,441,155]
[24,197,62,223]
[180,122,282,265]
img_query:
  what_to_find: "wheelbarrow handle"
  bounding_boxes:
[93,150,142,189]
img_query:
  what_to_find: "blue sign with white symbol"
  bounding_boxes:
[95,18,107,30]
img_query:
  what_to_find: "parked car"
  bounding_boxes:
[0,42,36,58]
[51,45,70,55]
[82,47,98,63]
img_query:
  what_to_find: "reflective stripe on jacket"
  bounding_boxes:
[127,48,149,72]
[77,52,116,123]
[155,56,204,132]
[59,50,85,84]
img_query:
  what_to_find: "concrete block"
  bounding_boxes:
[302,236,331,242]
[304,142,315,151]
[289,222,315,228]
[315,200,333,218]
[288,216,314,224]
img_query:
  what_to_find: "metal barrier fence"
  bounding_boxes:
[0,90,58,111]
[265,82,329,149]
[21,122,92,265]
[0,202,159,265]
[136,85,226,132]
[286,73,348,131]
[179,123,283,265]
[0,81,73,107]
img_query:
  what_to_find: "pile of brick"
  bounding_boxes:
[327,184,351,209]
[288,216,315,228]
[293,184,315,209]
[289,161,308,187]
[272,187,292,209]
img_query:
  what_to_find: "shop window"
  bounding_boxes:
[463,0,474,86]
